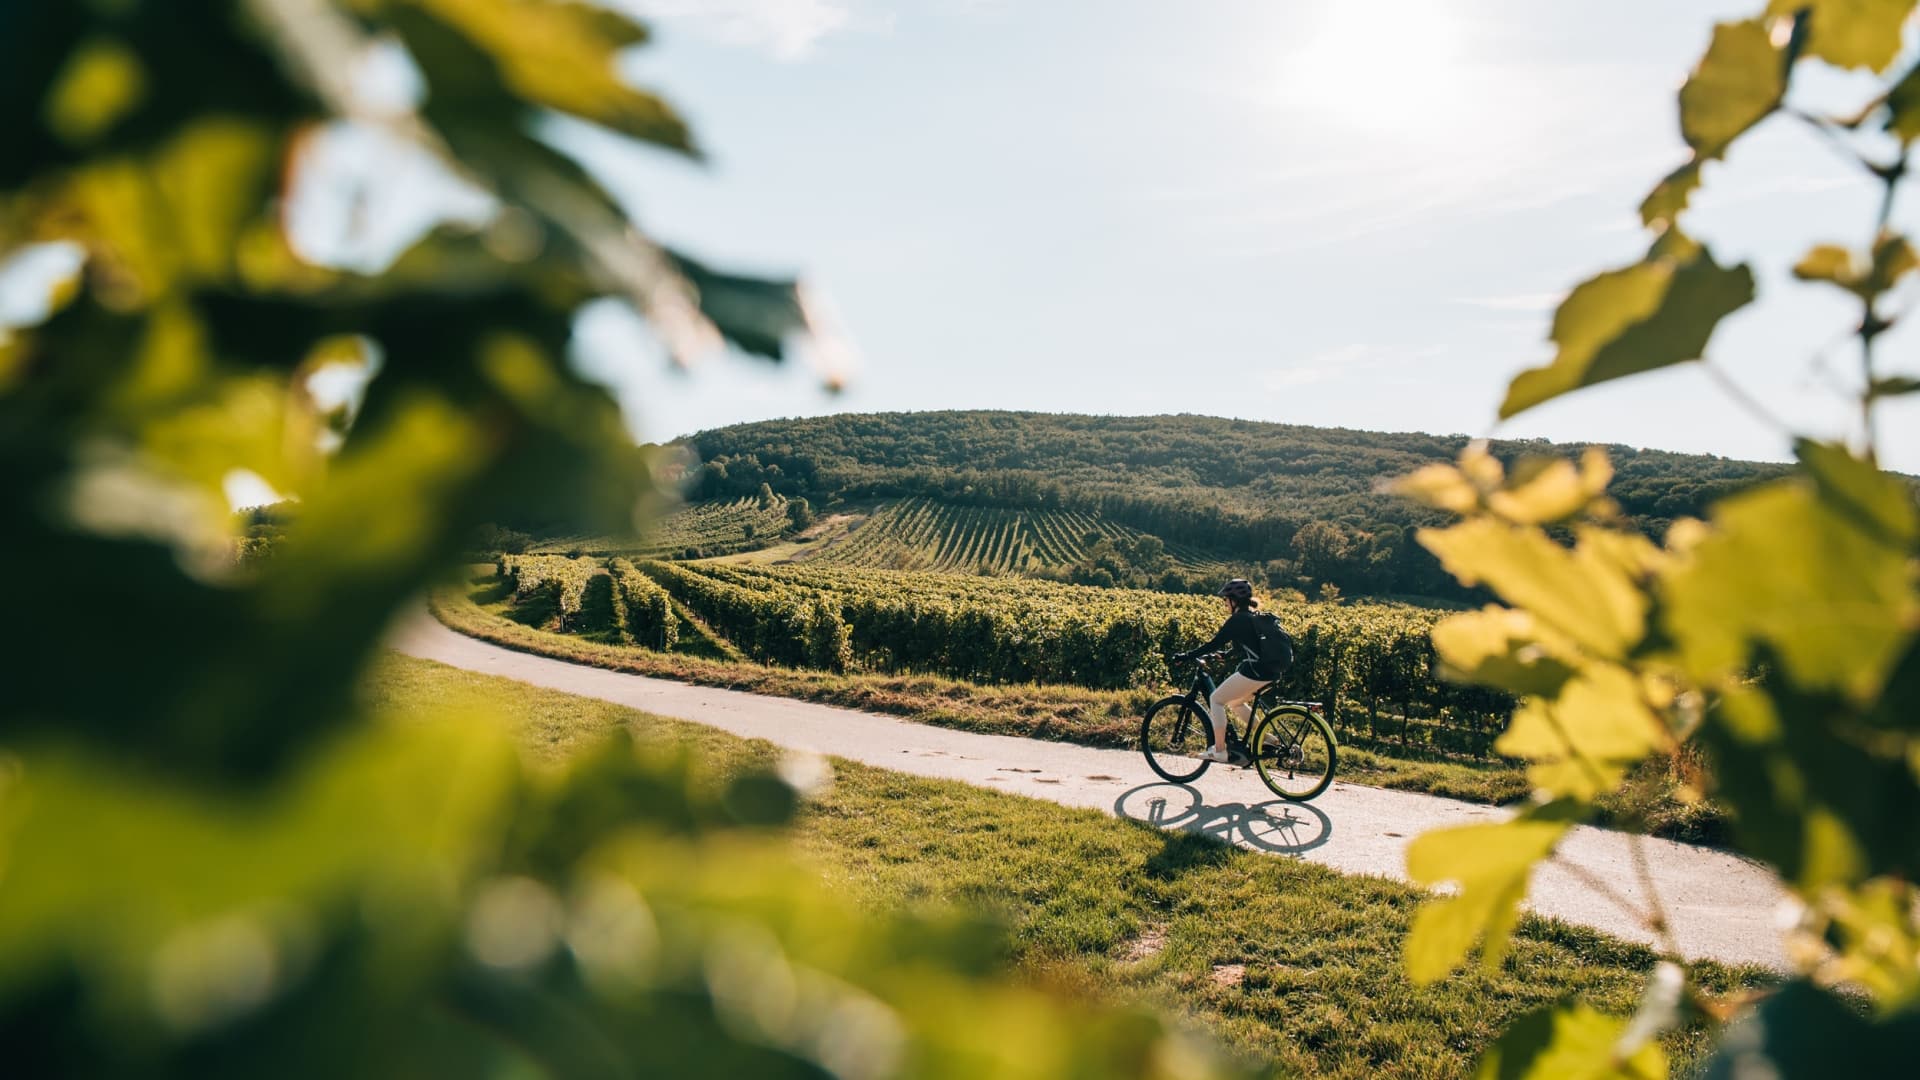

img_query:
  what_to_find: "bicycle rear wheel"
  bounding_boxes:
[1249,707,1337,801]
[1140,696,1212,783]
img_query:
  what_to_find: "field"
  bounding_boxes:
[804,497,1225,576]
[369,655,1768,1078]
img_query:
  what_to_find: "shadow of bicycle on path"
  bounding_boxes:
[1113,782,1334,857]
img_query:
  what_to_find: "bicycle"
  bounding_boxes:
[1139,652,1339,801]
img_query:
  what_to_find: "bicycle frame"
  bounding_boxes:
[1179,666,1252,750]
[1180,664,1330,752]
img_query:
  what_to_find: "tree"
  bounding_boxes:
[0,4,1260,1077]
[1290,519,1367,590]
[786,495,815,532]
[1394,4,1920,1075]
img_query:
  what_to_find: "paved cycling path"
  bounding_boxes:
[393,614,1789,969]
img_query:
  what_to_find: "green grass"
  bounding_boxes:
[367,655,1772,1079]
[436,580,1728,845]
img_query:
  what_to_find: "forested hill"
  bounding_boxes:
[669,411,1790,595]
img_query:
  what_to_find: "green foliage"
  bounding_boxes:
[1403,802,1579,984]
[1472,1001,1667,1080]
[502,554,598,631]
[1397,3,1920,1073]
[0,2,1260,1075]
[642,561,1510,746]
[609,557,677,651]
[1766,0,1917,70]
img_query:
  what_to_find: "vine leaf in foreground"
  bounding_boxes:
[1402,801,1580,984]
[1472,1000,1668,1080]
[1641,17,1789,230]
[1500,248,1755,419]
[1765,0,1918,72]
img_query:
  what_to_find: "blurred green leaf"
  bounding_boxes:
[1417,519,1649,659]
[1486,449,1617,525]
[1662,477,1917,703]
[1792,438,1919,546]
[1702,679,1918,888]
[669,249,810,361]
[1502,249,1753,418]
[1884,62,1920,140]
[1473,1001,1667,1080]
[1867,374,1920,398]
[1792,234,1917,298]
[1816,879,1920,1005]
[1639,161,1702,230]
[397,0,694,152]
[0,720,520,999]
[150,117,277,283]
[1404,802,1577,984]
[1496,665,1668,801]
[1766,0,1918,71]
[1793,243,1856,284]
[1641,20,1786,229]
[1702,980,1920,1078]
[44,37,147,146]
[1430,607,1580,698]
[1681,20,1786,153]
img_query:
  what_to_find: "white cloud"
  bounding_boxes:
[635,0,858,60]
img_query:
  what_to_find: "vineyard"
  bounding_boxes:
[805,497,1225,576]
[533,495,798,559]
[499,554,599,631]
[486,551,1512,757]
[632,561,1515,756]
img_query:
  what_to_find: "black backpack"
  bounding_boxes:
[1249,611,1294,672]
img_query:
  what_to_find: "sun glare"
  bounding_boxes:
[1273,1,1474,143]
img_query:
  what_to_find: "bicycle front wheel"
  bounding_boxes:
[1250,707,1337,801]
[1140,696,1212,783]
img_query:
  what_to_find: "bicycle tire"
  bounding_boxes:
[1140,695,1212,783]
[1249,706,1337,801]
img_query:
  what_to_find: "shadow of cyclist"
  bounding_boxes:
[1113,781,1334,857]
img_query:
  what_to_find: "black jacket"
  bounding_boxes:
[1185,608,1287,681]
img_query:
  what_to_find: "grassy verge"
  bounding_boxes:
[368,655,1771,1078]
[433,583,1727,844]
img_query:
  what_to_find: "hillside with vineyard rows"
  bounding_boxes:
[526,494,804,560]
[663,411,1798,598]
[801,498,1228,579]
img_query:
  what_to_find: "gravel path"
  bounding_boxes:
[393,613,1788,969]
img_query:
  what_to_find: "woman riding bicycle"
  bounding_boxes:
[1172,579,1291,763]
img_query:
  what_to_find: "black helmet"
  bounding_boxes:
[1218,578,1255,605]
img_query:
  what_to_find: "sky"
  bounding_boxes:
[558,0,1920,471]
[3,0,1915,472]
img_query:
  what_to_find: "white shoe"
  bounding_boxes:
[1198,746,1231,763]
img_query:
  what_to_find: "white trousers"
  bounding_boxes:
[1208,672,1271,743]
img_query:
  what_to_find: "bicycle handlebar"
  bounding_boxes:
[1169,650,1229,666]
